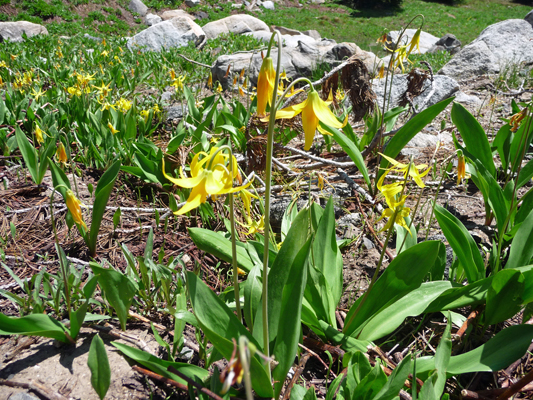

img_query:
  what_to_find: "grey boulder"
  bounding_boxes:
[0,21,48,43]
[439,19,533,79]
[525,9,533,27]
[145,13,162,26]
[161,10,196,20]
[372,74,459,112]
[127,17,205,52]
[202,14,269,39]
[129,0,148,17]
[428,33,461,54]
[262,0,275,9]
[185,0,201,6]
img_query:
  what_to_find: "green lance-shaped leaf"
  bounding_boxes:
[377,97,454,183]
[15,125,38,184]
[451,102,496,177]
[90,262,137,331]
[506,207,533,270]
[88,334,111,400]
[88,160,121,256]
[0,313,70,343]
[485,269,524,326]
[434,204,485,284]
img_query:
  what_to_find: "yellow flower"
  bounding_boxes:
[56,142,68,165]
[407,28,421,56]
[216,82,223,94]
[31,87,46,102]
[140,109,150,123]
[377,64,386,79]
[379,153,431,188]
[67,86,82,97]
[10,54,17,61]
[115,97,132,113]
[101,50,109,57]
[256,56,276,116]
[377,172,403,209]
[207,72,213,89]
[152,103,161,114]
[510,108,527,132]
[162,147,251,215]
[65,189,87,230]
[93,81,112,97]
[0,61,7,68]
[243,215,265,235]
[377,195,411,232]
[239,188,258,217]
[266,89,348,151]
[457,150,466,185]
[34,124,46,144]
[171,74,186,91]
[108,122,119,134]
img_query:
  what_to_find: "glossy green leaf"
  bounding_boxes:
[37,140,56,184]
[506,207,533,269]
[281,199,298,242]
[451,102,495,176]
[358,281,452,341]
[88,160,120,256]
[416,324,533,377]
[434,204,484,283]
[0,313,70,343]
[343,241,441,337]
[485,269,524,325]
[112,341,209,385]
[189,228,254,272]
[243,243,263,332]
[492,124,512,171]
[88,334,111,400]
[374,355,411,400]
[323,124,370,188]
[253,209,309,351]
[90,262,137,330]
[378,97,454,182]
[433,315,452,398]
[509,113,533,174]
[273,238,311,399]
[395,217,416,254]
[15,125,38,183]
[186,272,273,398]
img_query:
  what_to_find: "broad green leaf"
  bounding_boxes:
[509,113,533,174]
[433,315,452,398]
[15,125,38,183]
[281,199,298,242]
[290,385,307,400]
[434,204,484,283]
[186,272,273,398]
[243,243,263,332]
[319,321,369,353]
[506,208,533,270]
[416,324,533,377]
[88,160,121,256]
[451,102,495,176]
[517,158,533,189]
[326,373,346,400]
[378,97,454,182]
[88,334,111,400]
[485,269,524,325]
[112,342,209,385]
[343,241,441,337]
[189,228,254,272]
[358,281,452,341]
[273,238,311,399]
[37,139,57,184]
[253,209,309,351]
[90,262,137,331]
[492,124,512,171]
[374,355,411,400]
[323,124,370,188]
[352,363,388,400]
[0,313,70,343]
[395,217,416,254]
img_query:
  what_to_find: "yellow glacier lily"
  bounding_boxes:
[379,153,431,188]
[256,56,276,116]
[65,189,87,230]
[377,195,411,232]
[268,89,348,151]
[163,147,250,215]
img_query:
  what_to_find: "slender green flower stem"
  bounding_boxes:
[261,30,282,379]
[344,173,410,335]
[239,337,254,400]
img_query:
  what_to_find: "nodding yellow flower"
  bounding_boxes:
[34,124,46,144]
[241,215,265,235]
[232,75,238,87]
[207,72,213,89]
[195,99,204,109]
[169,68,176,80]
[93,81,112,97]
[67,86,82,97]
[510,108,527,132]
[100,50,109,57]
[379,153,431,188]
[239,188,258,217]
[376,33,389,44]
[239,86,245,96]
[386,44,411,73]
[377,64,386,79]
[457,150,466,185]
[0,61,7,68]
[56,142,68,165]
[65,189,87,230]
[152,103,161,114]
[162,147,251,215]
[220,339,245,394]
[377,172,404,208]
[256,56,276,116]
[407,28,422,56]
[216,82,223,94]
[114,56,122,64]
[264,89,348,151]
[239,68,245,80]
[31,87,46,102]
[140,109,150,123]
[377,195,411,232]
[10,54,17,61]
[171,74,186,91]
[108,122,119,135]
[56,47,63,58]
[115,97,132,113]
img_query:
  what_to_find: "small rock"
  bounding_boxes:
[272,25,301,36]
[128,0,148,17]
[363,237,374,250]
[178,346,194,360]
[161,10,196,20]
[192,11,209,20]
[302,29,321,40]
[202,15,269,40]
[262,0,275,10]
[400,132,452,157]
[165,104,188,120]
[454,91,483,107]
[231,3,244,8]
[160,91,173,102]
[185,0,201,7]
[145,13,162,26]
[9,393,40,400]
[84,33,103,42]
[310,0,325,3]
